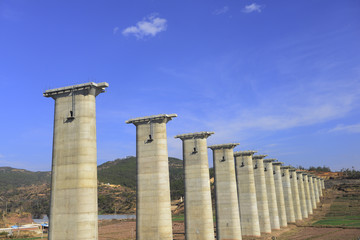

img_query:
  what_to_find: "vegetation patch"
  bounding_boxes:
[314,216,360,227]
[313,184,360,228]
[172,214,184,222]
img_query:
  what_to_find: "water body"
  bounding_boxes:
[33,214,136,223]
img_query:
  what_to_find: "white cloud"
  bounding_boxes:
[122,14,167,39]
[0,154,3,159]
[329,123,360,133]
[213,6,229,15]
[243,3,263,13]
[113,27,119,35]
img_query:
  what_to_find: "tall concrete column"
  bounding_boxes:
[209,144,242,240]
[44,82,109,240]
[175,132,215,240]
[272,162,287,227]
[281,166,295,223]
[317,177,323,197]
[263,159,280,230]
[303,174,313,215]
[314,177,320,203]
[234,151,261,237]
[289,168,302,221]
[322,179,325,189]
[252,155,271,233]
[126,114,177,240]
[308,175,317,210]
[296,172,308,219]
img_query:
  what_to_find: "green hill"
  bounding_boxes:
[0,156,186,217]
[0,167,51,191]
[98,156,185,199]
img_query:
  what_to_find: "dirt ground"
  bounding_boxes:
[99,220,360,240]
[99,188,360,240]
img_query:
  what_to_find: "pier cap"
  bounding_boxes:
[208,143,239,150]
[234,150,257,156]
[272,161,284,166]
[253,154,268,160]
[280,166,291,170]
[43,82,109,98]
[263,158,277,163]
[174,131,214,140]
[126,114,177,125]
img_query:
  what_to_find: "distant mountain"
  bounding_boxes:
[0,167,51,191]
[0,156,186,217]
[98,156,185,200]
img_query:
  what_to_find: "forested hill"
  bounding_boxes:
[0,156,185,199]
[0,157,185,216]
[0,167,51,191]
[98,156,185,199]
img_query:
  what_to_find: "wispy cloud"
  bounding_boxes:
[113,27,119,35]
[122,13,167,39]
[206,80,360,138]
[159,51,360,145]
[213,6,229,15]
[243,3,263,13]
[0,154,4,159]
[329,123,360,133]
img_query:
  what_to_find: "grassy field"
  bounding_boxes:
[314,215,360,227]
[172,214,184,222]
[313,190,360,227]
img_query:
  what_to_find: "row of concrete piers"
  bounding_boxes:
[126,113,325,240]
[44,82,325,240]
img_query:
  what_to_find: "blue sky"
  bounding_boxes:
[1,0,359,171]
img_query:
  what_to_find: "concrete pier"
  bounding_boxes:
[296,171,308,219]
[303,174,313,215]
[314,177,320,203]
[321,179,325,189]
[252,155,271,233]
[309,175,317,209]
[44,82,108,240]
[263,159,280,230]
[272,162,287,227]
[290,168,302,221]
[234,151,261,237]
[281,166,295,223]
[126,114,177,240]
[175,132,215,240]
[317,177,323,197]
[209,143,242,240]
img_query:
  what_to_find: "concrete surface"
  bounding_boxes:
[44,82,108,240]
[263,159,281,230]
[209,143,242,240]
[234,151,261,237]
[303,174,313,215]
[175,132,215,240]
[252,155,271,233]
[297,172,308,219]
[290,168,302,221]
[281,166,295,223]
[126,114,177,240]
[272,162,288,227]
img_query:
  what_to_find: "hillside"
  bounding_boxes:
[0,156,185,217]
[98,156,184,200]
[0,167,51,191]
